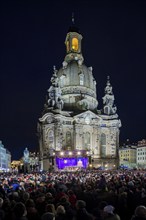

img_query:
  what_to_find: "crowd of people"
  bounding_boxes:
[0,169,146,220]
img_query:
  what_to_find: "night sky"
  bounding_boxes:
[0,0,145,160]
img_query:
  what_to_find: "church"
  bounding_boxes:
[37,20,121,171]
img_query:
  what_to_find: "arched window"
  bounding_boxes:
[100,133,106,157]
[60,75,65,87]
[79,74,84,85]
[48,130,54,143]
[72,37,78,51]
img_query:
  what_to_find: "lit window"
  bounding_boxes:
[79,74,84,85]
[72,37,78,51]
[49,130,54,142]
[60,75,65,87]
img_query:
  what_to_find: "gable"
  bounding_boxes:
[73,110,102,124]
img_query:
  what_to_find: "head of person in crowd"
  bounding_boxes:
[75,200,86,210]
[23,192,30,202]
[56,205,66,215]
[45,204,56,215]
[132,205,146,220]
[25,199,35,208]
[13,202,27,219]
[41,204,56,220]
[103,205,120,220]
[45,192,54,204]
[59,196,70,207]
[104,205,114,215]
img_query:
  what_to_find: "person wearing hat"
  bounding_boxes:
[103,205,120,220]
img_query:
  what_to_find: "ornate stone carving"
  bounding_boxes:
[47,66,64,111]
[102,76,117,115]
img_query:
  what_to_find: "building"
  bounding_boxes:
[37,20,121,171]
[0,140,11,171]
[29,151,39,171]
[21,149,39,173]
[11,160,22,172]
[137,139,146,168]
[119,145,137,169]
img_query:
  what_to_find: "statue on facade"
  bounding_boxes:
[102,76,117,115]
[23,147,29,163]
[47,66,64,110]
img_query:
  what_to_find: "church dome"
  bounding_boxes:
[58,61,95,91]
[57,61,98,111]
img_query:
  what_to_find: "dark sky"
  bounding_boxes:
[0,0,146,160]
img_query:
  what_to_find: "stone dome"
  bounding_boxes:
[57,61,98,111]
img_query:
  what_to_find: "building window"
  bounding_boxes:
[48,130,54,143]
[101,133,106,145]
[72,37,78,51]
[60,75,65,87]
[84,132,90,150]
[66,131,71,150]
[101,133,106,157]
[79,74,84,85]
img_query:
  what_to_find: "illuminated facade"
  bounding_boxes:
[0,141,11,171]
[119,145,137,169]
[137,139,146,168]
[38,22,121,171]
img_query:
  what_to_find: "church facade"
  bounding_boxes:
[37,23,121,171]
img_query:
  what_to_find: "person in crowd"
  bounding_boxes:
[41,204,55,220]
[25,199,40,220]
[92,200,108,220]
[55,205,67,220]
[131,205,146,220]
[68,190,77,208]
[13,202,28,220]
[0,197,5,220]
[103,205,120,220]
[0,169,146,220]
[74,200,94,220]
